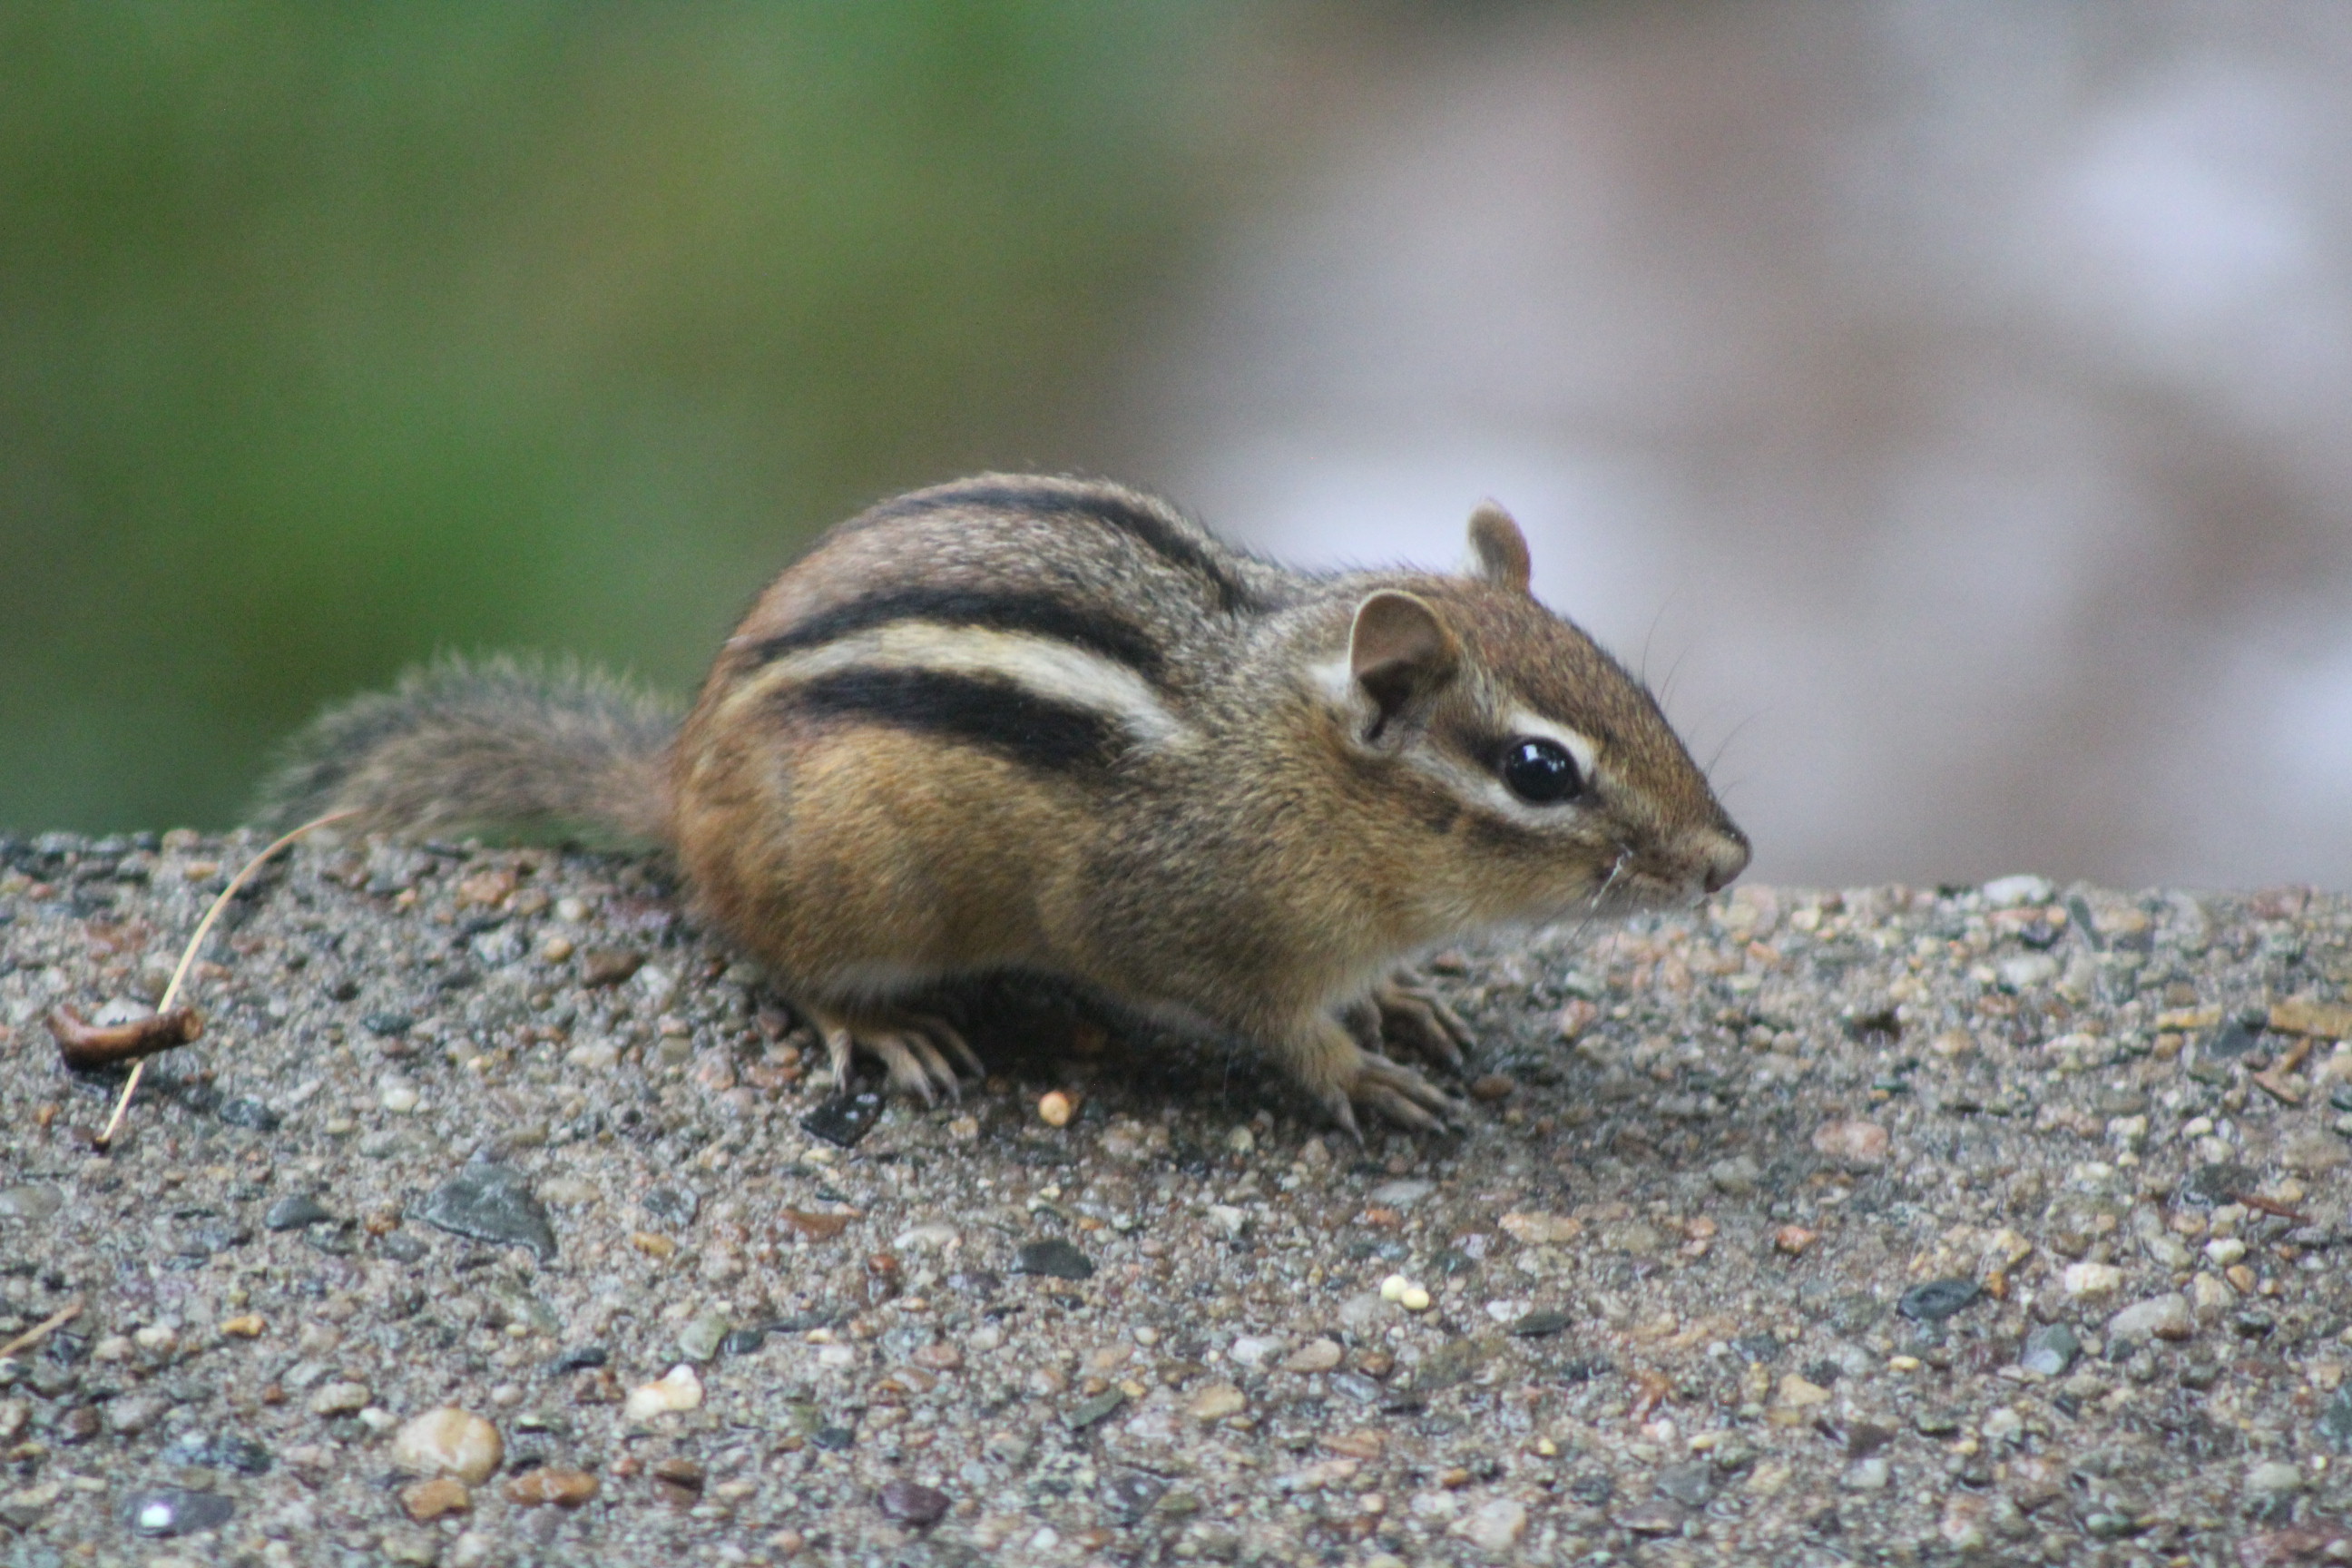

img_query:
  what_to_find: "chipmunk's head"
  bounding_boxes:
[1323,502,1748,936]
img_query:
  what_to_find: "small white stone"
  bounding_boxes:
[1841,1457,1892,1492]
[1997,955,2060,992]
[1982,874,2053,907]
[1228,1335,1285,1369]
[2106,1294,2194,1343]
[1205,1205,1248,1240]
[308,1380,370,1416]
[1455,1497,1528,1553]
[378,1079,420,1114]
[389,1407,503,1484]
[2205,1237,2248,1267]
[2062,1262,2124,1299]
[622,1364,704,1421]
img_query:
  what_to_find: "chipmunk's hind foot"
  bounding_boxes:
[817,1007,984,1105]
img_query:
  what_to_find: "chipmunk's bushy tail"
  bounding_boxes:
[255,654,680,846]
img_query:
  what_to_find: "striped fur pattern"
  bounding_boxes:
[264,474,1748,1133]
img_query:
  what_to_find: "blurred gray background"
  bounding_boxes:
[6,2,2348,891]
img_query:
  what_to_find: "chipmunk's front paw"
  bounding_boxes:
[1314,1043,1467,1142]
[814,1007,984,1105]
[1370,970,1474,1073]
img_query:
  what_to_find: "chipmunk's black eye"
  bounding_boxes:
[1501,738,1583,805]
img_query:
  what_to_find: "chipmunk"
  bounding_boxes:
[263,474,1748,1134]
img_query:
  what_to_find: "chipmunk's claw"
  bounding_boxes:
[1373,971,1474,1073]
[816,1008,979,1105]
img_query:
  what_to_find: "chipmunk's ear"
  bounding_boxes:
[1349,590,1460,732]
[1466,501,1532,594]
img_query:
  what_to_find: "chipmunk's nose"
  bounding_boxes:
[1698,824,1751,894]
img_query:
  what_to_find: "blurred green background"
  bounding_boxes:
[0,0,1257,832]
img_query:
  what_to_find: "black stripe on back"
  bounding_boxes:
[776,667,1128,774]
[745,585,1166,683]
[873,481,1261,613]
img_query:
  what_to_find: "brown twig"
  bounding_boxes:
[0,1297,83,1358]
[92,809,355,1152]
[48,1005,203,1068]
[2235,1191,2312,1225]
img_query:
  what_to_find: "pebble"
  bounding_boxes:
[401,1477,471,1522]
[1653,1461,1713,1506]
[1036,1092,1074,1127]
[262,1195,333,1231]
[1228,1335,1284,1368]
[2107,1293,2195,1343]
[1708,1156,1761,1196]
[1281,1338,1344,1373]
[623,1364,704,1420]
[104,1394,169,1436]
[877,1478,951,1527]
[378,1076,420,1113]
[1983,874,2053,906]
[2019,1324,2080,1377]
[1841,1457,1891,1491]
[578,948,644,987]
[677,1312,730,1362]
[1507,1308,1572,1338]
[1066,1389,1127,1429]
[1896,1279,1980,1322]
[1186,1383,1246,1421]
[1455,1497,1527,1553]
[308,1381,370,1416]
[504,1467,599,1507]
[1996,954,2060,991]
[414,1162,557,1261]
[1811,1119,1888,1168]
[1777,1375,1832,1408]
[214,1097,281,1131]
[1014,1239,1094,1280]
[2063,1261,2124,1298]
[389,1407,503,1485]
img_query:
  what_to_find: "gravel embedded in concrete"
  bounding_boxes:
[2,833,2351,1563]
